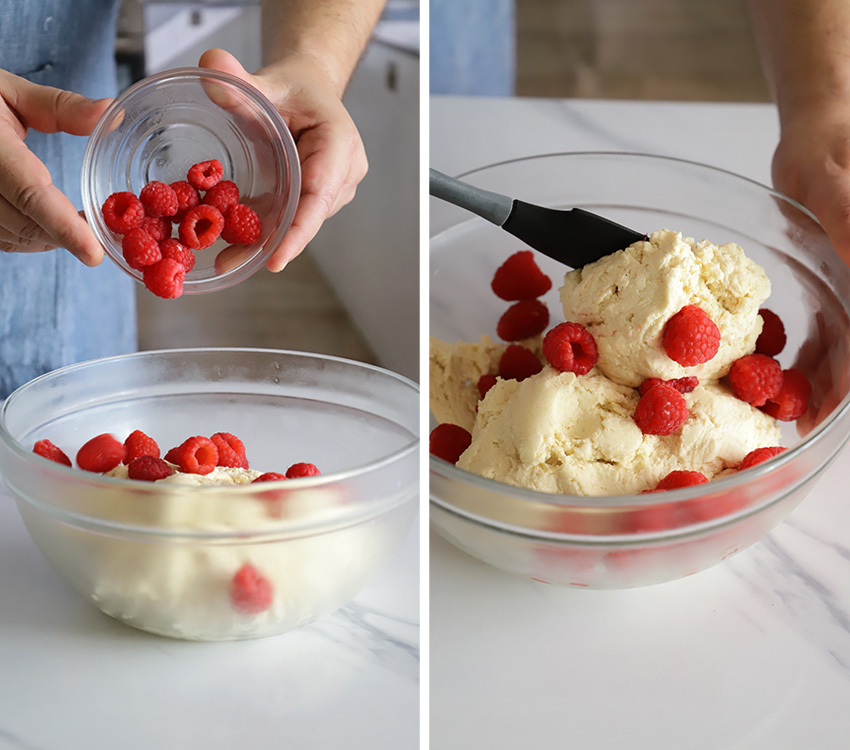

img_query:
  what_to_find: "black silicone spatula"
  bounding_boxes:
[430,168,646,268]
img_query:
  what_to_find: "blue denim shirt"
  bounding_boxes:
[0,0,137,398]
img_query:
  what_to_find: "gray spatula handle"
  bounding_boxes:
[429,169,514,227]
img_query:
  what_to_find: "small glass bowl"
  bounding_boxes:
[430,152,850,589]
[0,349,418,640]
[82,68,300,293]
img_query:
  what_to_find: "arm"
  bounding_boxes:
[202,0,387,271]
[748,0,850,266]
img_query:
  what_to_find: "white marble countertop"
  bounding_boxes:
[430,96,850,750]
[0,479,419,750]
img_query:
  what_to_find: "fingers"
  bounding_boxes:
[0,136,103,265]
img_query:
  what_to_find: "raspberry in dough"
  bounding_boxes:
[230,563,273,614]
[728,354,783,407]
[76,434,124,473]
[221,204,263,245]
[497,299,549,341]
[174,435,219,475]
[252,472,288,483]
[542,322,598,375]
[143,258,185,299]
[139,181,178,218]
[102,192,145,233]
[123,430,160,463]
[33,439,72,466]
[187,159,224,190]
[429,423,472,464]
[491,250,552,301]
[633,383,689,436]
[755,308,786,357]
[179,205,224,250]
[739,446,786,470]
[286,462,320,478]
[498,344,543,381]
[210,432,249,469]
[127,456,173,481]
[761,368,811,421]
[638,376,699,396]
[122,228,161,270]
[654,470,709,491]
[478,373,498,399]
[662,305,721,366]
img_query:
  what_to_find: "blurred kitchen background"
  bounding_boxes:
[432,0,770,102]
[117,0,419,381]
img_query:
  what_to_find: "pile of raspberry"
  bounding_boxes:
[101,159,263,299]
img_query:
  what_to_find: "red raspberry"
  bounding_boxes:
[139,180,178,218]
[654,470,709,491]
[101,192,145,234]
[662,305,721,366]
[497,299,549,341]
[286,462,320,478]
[33,439,71,467]
[123,430,160,464]
[179,204,224,249]
[210,432,249,469]
[169,180,200,222]
[202,180,240,215]
[429,423,472,464]
[174,435,219,475]
[739,446,787,470]
[478,373,498,399]
[491,250,552,301]
[542,322,598,375]
[755,308,786,357]
[143,258,185,299]
[76,433,124,473]
[139,216,172,242]
[159,238,195,272]
[498,344,543,381]
[638,376,699,396]
[187,159,224,190]
[163,446,181,464]
[127,456,173,482]
[633,383,689,436]
[231,563,273,614]
[121,228,161,270]
[761,368,811,421]
[728,354,783,407]
[252,472,288,483]
[221,204,263,245]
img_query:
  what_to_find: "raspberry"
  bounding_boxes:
[654,470,709,491]
[221,204,263,245]
[143,258,185,299]
[498,344,543,381]
[497,299,549,341]
[127,456,173,482]
[429,423,472,464]
[76,433,124,473]
[739,446,787,470]
[187,159,224,190]
[139,216,172,242]
[163,446,181,464]
[728,354,783,407]
[252,472,288,483]
[478,373,498,399]
[33,439,71,467]
[633,383,689,435]
[139,180,178,218]
[286,462,320,478]
[638,376,699,396]
[755,308,786,357]
[542,322,598,375]
[491,250,552,301]
[159,238,195,272]
[169,180,200,222]
[662,305,721,366]
[121,228,161,270]
[179,204,224,249]
[174,435,219,475]
[210,432,249,469]
[101,192,145,234]
[123,430,160,464]
[761,368,811,421]
[231,563,273,614]
[202,180,240,215]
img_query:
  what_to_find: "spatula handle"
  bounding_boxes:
[429,169,513,226]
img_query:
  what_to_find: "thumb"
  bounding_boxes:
[7,77,111,136]
[199,48,255,86]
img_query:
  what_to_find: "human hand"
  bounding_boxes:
[771,99,850,269]
[0,69,111,265]
[199,48,368,272]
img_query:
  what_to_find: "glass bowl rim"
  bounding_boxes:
[430,150,850,537]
